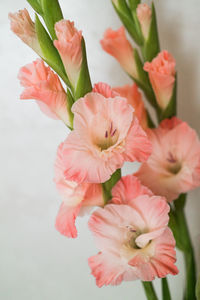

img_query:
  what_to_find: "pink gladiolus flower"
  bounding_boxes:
[54,20,82,88]
[101,27,138,79]
[136,117,200,202]
[88,175,178,286]
[144,50,176,110]
[136,4,152,40]
[18,59,72,127]
[61,92,152,183]
[9,9,42,57]
[55,143,103,238]
[113,84,148,130]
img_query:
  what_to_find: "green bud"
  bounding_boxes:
[74,38,92,100]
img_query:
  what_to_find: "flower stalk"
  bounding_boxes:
[142,282,158,300]
[173,195,196,300]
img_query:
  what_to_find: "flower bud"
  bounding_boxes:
[9,9,42,57]
[54,20,83,88]
[101,27,139,80]
[18,59,73,127]
[144,50,176,110]
[136,4,152,40]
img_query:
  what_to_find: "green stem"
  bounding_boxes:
[162,278,171,300]
[173,195,196,300]
[183,249,196,300]
[142,282,158,300]
[102,169,121,205]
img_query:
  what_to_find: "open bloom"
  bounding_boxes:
[88,175,178,286]
[136,117,200,202]
[55,143,103,238]
[101,27,138,79]
[54,20,82,88]
[113,84,148,130]
[61,92,152,183]
[18,59,72,127]
[136,4,152,40]
[9,9,42,57]
[144,50,176,110]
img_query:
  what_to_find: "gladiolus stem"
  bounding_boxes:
[183,250,196,300]
[142,282,158,300]
[174,195,196,300]
[102,169,121,205]
[161,278,171,300]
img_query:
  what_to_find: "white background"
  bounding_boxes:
[1,0,200,299]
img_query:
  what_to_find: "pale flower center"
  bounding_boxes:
[120,225,153,263]
[95,121,119,151]
[124,225,144,249]
[166,152,182,174]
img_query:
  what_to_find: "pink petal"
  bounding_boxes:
[55,202,81,238]
[123,117,152,162]
[112,174,153,205]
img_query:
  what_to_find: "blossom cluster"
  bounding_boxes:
[9,0,200,295]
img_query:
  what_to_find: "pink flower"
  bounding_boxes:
[55,143,103,238]
[113,84,148,130]
[54,20,82,88]
[61,92,152,183]
[144,50,176,110]
[88,175,178,286]
[18,59,72,127]
[101,27,138,79]
[136,4,152,40]
[136,117,200,202]
[9,9,42,57]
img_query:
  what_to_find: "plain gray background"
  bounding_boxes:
[1,0,200,299]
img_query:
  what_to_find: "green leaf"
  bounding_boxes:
[35,14,71,87]
[74,38,92,100]
[27,0,43,15]
[196,273,200,300]
[66,89,75,130]
[146,110,156,128]
[112,0,143,45]
[40,0,63,40]
[102,169,121,205]
[132,10,144,44]
[142,2,160,62]
[161,278,171,300]
[128,0,140,11]
[158,73,177,122]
